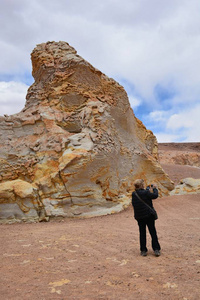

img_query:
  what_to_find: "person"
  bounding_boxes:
[132,179,161,257]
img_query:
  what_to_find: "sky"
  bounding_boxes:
[0,0,200,142]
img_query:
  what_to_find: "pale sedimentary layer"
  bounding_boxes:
[0,41,174,223]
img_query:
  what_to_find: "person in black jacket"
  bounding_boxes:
[132,179,161,257]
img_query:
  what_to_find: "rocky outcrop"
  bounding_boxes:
[0,41,174,223]
[170,178,200,195]
[0,179,47,222]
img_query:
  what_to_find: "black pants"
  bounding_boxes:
[137,216,161,252]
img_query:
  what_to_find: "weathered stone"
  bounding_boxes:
[170,178,200,195]
[0,179,46,223]
[0,41,174,223]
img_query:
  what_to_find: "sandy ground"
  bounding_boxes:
[0,162,200,300]
[161,163,200,185]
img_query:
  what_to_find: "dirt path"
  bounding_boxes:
[1,192,200,300]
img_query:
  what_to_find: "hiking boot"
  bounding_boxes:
[154,250,161,257]
[141,251,147,256]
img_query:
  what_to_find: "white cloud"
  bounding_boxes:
[0,82,28,116]
[144,104,200,142]
[148,111,168,123]
[128,96,142,109]
[154,133,180,143]
[166,104,200,141]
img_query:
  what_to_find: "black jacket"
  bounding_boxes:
[132,188,158,220]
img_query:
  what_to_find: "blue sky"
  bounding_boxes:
[0,0,200,142]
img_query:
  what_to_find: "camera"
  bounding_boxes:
[146,184,154,190]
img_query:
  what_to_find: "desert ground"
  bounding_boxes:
[0,144,200,300]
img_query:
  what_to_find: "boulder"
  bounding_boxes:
[0,41,174,223]
[170,178,200,195]
[0,179,47,223]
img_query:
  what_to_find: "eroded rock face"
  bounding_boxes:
[0,41,174,223]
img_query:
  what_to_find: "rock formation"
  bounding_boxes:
[0,41,174,223]
[170,178,200,195]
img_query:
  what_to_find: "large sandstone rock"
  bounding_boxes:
[0,41,174,223]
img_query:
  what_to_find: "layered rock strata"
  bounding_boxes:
[0,41,174,223]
